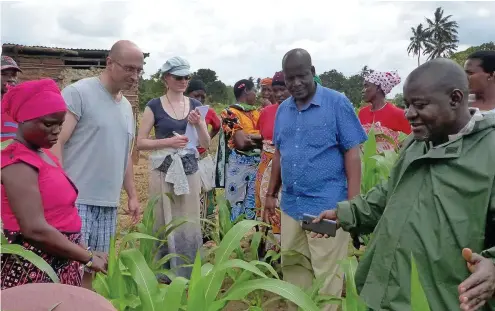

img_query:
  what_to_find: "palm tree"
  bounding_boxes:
[407,24,427,66]
[423,7,459,60]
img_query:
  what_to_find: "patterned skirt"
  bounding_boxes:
[1,230,83,289]
[255,143,281,234]
[225,150,260,222]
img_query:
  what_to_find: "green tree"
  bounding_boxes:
[208,80,230,104]
[407,24,428,66]
[423,7,459,60]
[346,74,365,107]
[191,69,217,85]
[391,93,405,108]
[138,71,164,110]
[450,42,495,66]
[320,69,347,91]
[319,66,370,107]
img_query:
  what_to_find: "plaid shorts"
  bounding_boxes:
[76,204,117,253]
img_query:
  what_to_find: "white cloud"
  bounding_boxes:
[1,0,494,98]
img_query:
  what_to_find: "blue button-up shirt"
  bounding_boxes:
[273,84,367,220]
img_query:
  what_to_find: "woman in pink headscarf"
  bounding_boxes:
[359,70,411,152]
[1,79,107,289]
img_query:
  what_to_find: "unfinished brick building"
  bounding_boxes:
[1,43,149,162]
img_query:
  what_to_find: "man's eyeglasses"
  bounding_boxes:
[172,75,190,81]
[111,59,143,77]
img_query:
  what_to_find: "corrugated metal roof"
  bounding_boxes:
[2,43,149,57]
[3,43,108,52]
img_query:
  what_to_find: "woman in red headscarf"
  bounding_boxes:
[359,70,410,152]
[260,77,275,108]
[1,79,107,289]
[255,71,291,251]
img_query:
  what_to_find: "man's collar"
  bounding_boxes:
[290,83,322,109]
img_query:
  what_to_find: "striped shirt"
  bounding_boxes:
[1,113,17,143]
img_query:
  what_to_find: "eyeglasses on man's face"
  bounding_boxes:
[111,58,144,77]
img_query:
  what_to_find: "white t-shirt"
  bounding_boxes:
[61,77,135,207]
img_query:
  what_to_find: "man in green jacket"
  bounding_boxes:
[315,58,495,311]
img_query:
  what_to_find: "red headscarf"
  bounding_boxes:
[1,79,67,123]
[260,77,273,87]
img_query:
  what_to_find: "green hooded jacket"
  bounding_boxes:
[338,113,495,310]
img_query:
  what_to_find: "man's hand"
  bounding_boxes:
[125,197,141,225]
[310,210,339,238]
[263,195,280,226]
[459,248,495,311]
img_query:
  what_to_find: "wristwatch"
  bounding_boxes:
[85,247,94,268]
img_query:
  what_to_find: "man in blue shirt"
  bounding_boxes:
[264,49,367,311]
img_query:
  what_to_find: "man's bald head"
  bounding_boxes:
[281,48,316,102]
[405,58,469,104]
[404,58,472,145]
[109,40,143,61]
[282,48,312,70]
[106,40,144,91]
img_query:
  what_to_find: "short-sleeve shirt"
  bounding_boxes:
[273,84,367,220]
[1,113,17,143]
[198,108,221,155]
[61,77,134,207]
[257,104,279,141]
[358,103,411,134]
[1,142,82,232]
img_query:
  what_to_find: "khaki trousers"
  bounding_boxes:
[281,211,349,311]
[150,170,202,279]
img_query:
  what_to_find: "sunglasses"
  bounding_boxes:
[172,75,191,81]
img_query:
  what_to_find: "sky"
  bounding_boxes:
[1,0,494,97]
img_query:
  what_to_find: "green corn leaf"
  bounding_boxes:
[204,220,263,305]
[340,257,368,311]
[1,243,59,283]
[411,254,431,311]
[210,278,321,311]
[120,248,160,311]
[161,277,188,311]
[217,196,233,238]
[248,260,280,279]
[119,232,160,252]
[249,231,262,261]
[187,252,206,310]
[153,253,190,270]
[207,259,269,279]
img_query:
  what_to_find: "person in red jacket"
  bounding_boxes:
[185,79,220,242]
[1,56,22,144]
[359,70,411,135]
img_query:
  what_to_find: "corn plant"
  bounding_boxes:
[164,220,320,311]
[338,254,432,310]
[130,195,191,278]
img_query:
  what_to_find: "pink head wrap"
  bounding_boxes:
[364,70,401,95]
[1,79,67,123]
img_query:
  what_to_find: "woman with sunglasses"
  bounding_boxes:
[217,79,261,222]
[137,56,210,280]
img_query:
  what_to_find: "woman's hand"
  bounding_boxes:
[165,135,189,149]
[89,254,108,274]
[188,109,203,125]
